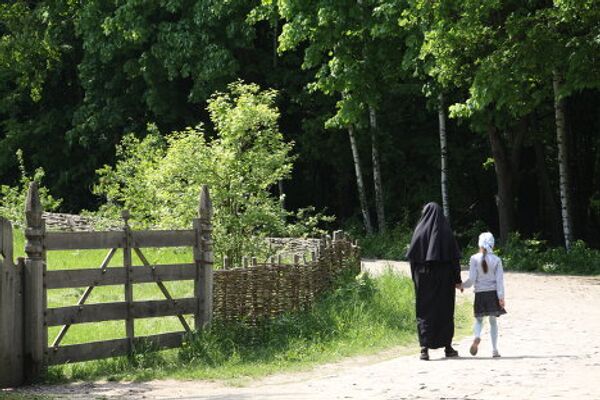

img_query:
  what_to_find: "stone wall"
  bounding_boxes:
[42,212,119,232]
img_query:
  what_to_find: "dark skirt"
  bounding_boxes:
[474,290,507,318]
[411,262,456,349]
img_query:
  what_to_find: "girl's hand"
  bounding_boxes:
[499,298,505,308]
[455,283,463,293]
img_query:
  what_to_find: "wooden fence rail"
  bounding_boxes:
[47,331,187,365]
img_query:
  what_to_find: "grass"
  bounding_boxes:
[0,394,53,400]
[43,271,427,383]
[8,229,471,385]
[358,225,413,261]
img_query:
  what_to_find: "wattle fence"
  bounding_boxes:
[213,234,359,323]
[0,183,359,388]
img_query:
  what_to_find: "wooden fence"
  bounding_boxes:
[213,233,359,323]
[0,183,213,388]
[0,184,359,389]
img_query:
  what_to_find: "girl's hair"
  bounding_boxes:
[481,248,488,273]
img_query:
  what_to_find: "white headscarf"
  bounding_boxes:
[478,232,495,253]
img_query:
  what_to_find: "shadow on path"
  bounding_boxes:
[428,354,577,361]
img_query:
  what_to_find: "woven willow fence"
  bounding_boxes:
[212,234,360,323]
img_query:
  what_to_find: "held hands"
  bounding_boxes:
[455,283,463,293]
[499,298,505,308]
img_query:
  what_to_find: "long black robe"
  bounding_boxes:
[407,202,461,349]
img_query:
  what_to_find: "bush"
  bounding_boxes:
[92,81,331,265]
[358,224,413,260]
[0,149,62,226]
[499,233,600,275]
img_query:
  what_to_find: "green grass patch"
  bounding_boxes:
[41,271,469,384]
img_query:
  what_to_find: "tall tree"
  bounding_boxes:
[0,1,87,210]
[277,0,414,232]
[71,0,258,149]
[369,105,385,232]
[347,123,373,234]
[411,0,599,243]
[437,93,450,221]
[552,73,573,249]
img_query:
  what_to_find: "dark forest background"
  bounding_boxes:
[1,0,599,249]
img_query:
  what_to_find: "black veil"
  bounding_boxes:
[406,202,461,262]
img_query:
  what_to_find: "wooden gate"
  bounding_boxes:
[0,183,214,387]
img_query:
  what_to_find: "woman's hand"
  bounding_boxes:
[455,283,463,293]
[499,298,505,308]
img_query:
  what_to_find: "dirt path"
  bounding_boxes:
[12,260,600,399]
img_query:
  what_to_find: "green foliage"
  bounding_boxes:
[93,81,329,264]
[70,0,256,147]
[500,233,600,275]
[277,0,414,128]
[0,1,61,102]
[1,0,600,252]
[413,0,600,121]
[358,224,413,261]
[0,1,88,211]
[0,150,62,226]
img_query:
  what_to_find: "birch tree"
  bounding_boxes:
[437,93,450,221]
[411,0,599,244]
[552,73,572,249]
[369,106,385,232]
[348,124,373,234]
[277,0,412,232]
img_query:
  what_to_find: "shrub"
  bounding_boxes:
[0,149,62,226]
[92,81,331,265]
[500,233,600,275]
[357,224,413,260]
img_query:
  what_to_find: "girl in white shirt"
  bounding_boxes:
[462,232,506,357]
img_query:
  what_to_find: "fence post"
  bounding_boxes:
[0,218,24,388]
[194,185,213,330]
[122,210,134,352]
[23,182,47,382]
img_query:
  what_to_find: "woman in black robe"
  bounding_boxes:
[406,202,462,360]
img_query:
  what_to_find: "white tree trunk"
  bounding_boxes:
[348,125,373,234]
[273,4,285,210]
[553,71,573,250]
[438,93,450,222]
[369,105,386,233]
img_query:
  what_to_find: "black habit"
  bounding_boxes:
[406,202,462,349]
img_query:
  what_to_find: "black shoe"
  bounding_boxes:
[420,347,429,361]
[445,346,459,358]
